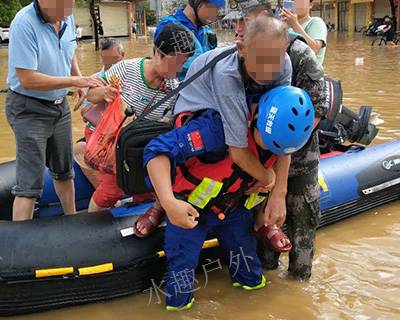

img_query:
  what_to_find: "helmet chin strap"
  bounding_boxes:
[189,0,206,27]
[251,106,259,131]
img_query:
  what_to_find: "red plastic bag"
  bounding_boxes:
[84,92,125,174]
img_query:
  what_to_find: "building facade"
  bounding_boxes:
[73,0,147,38]
[221,0,398,31]
[311,0,399,32]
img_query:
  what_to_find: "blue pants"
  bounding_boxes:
[164,206,263,308]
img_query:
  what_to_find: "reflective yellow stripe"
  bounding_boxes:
[35,267,74,278]
[188,177,223,209]
[78,263,113,276]
[244,193,266,210]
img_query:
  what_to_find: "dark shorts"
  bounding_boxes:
[5,91,74,198]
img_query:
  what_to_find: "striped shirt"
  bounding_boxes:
[105,57,178,121]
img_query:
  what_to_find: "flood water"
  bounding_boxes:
[0,32,399,319]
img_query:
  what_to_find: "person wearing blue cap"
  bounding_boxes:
[154,0,225,80]
[144,86,315,311]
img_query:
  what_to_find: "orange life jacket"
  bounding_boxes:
[172,112,277,219]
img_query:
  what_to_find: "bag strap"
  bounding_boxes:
[126,46,237,122]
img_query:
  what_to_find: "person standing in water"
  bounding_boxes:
[131,20,137,38]
[382,16,397,47]
[6,0,103,221]
[234,0,328,280]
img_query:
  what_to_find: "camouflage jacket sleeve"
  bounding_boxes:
[290,40,328,119]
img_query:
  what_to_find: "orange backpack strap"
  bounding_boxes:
[174,112,193,128]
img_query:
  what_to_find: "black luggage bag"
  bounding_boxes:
[116,120,173,195]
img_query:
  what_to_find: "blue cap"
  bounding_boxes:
[207,0,226,8]
[257,86,315,155]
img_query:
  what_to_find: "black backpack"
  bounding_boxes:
[116,120,173,195]
[115,47,237,195]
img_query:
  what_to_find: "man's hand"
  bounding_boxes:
[163,198,199,229]
[71,76,105,89]
[280,8,300,29]
[263,192,287,226]
[73,87,87,111]
[103,85,119,103]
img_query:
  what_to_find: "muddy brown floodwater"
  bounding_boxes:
[0,32,399,319]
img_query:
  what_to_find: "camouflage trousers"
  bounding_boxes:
[258,168,320,280]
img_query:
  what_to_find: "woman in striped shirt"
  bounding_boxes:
[85,24,195,221]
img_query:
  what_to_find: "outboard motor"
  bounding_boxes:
[318,77,379,153]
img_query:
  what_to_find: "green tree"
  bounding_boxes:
[75,0,88,5]
[0,0,22,27]
[0,0,89,27]
[0,0,45,27]
[138,1,156,26]
[161,0,186,16]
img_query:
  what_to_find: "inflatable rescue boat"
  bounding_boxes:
[0,139,399,315]
[0,78,399,315]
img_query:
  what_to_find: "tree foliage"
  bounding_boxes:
[161,0,186,16]
[138,1,156,26]
[0,0,88,26]
[76,0,88,5]
[0,0,43,26]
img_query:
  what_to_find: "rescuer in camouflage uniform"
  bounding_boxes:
[233,0,328,280]
[258,32,328,280]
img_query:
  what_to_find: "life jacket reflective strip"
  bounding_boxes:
[172,112,277,215]
[187,177,223,209]
[244,192,267,210]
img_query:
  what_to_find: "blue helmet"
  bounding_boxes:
[257,86,315,156]
[190,0,226,9]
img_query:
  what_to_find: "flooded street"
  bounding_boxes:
[1,32,399,319]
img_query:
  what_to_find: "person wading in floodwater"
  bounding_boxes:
[5,0,103,221]
[234,0,328,280]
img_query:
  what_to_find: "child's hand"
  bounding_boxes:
[163,198,199,229]
[261,167,276,191]
[245,181,271,195]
